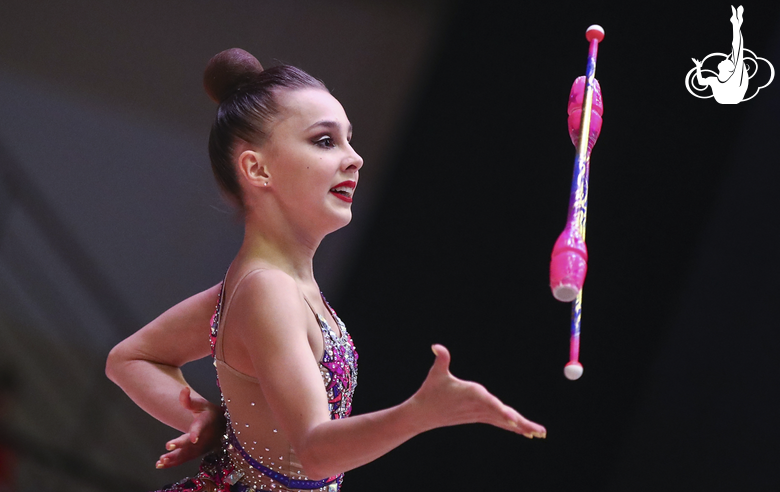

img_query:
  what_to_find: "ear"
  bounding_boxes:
[237,149,271,188]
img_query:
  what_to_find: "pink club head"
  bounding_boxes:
[550,226,588,302]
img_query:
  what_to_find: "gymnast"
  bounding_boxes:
[105,48,546,492]
[692,5,747,104]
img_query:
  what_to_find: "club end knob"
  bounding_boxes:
[586,25,605,43]
[564,361,584,380]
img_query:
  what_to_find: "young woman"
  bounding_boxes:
[105,48,546,492]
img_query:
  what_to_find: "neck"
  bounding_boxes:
[235,210,323,284]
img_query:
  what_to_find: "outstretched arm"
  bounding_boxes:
[232,270,546,480]
[297,344,545,479]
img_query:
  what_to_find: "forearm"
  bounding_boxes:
[695,67,707,86]
[106,350,200,432]
[296,397,427,479]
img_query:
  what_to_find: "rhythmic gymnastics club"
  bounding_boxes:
[549,25,604,381]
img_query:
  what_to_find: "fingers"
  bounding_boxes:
[156,451,175,469]
[188,416,206,444]
[466,385,546,439]
[157,446,195,469]
[502,406,546,439]
[157,432,200,468]
[164,433,192,453]
[156,444,186,469]
[515,416,547,439]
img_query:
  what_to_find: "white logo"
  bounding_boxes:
[685,5,774,104]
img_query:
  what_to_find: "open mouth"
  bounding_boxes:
[330,181,356,202]
[329,188,353,199]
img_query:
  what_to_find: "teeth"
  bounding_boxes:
[330,186,353,197]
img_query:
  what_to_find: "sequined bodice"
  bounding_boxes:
[312,300,358,420]
[206,280,358,492]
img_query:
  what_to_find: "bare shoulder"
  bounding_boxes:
[230,268,301,309]
[227,268,310,338]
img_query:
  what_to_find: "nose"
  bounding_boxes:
[343,145,363,172]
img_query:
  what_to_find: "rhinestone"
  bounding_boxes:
[250,402,256,406]
[265,447,270,452]
[273,429,278,433]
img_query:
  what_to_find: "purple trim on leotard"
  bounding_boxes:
[226,425,340,490]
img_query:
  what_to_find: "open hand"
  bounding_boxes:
[156,387,226,469]
[411,345,546,439]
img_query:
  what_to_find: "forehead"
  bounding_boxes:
[274,88,350,131]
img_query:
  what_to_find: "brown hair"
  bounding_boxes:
[203,48,326,207]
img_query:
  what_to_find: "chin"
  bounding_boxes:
[324,210,352,234]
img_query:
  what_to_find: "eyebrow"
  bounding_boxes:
[307,120,353,135]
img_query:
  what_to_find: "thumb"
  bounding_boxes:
[180,386,209,413]
[430,344,451,374]
[178,386,193,410]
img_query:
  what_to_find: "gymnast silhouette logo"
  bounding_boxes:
[685,5,774,104]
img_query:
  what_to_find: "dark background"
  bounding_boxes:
[0,1,778,491]
[344,2,780,491]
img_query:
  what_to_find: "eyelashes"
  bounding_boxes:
[313,134,353,149]
[314,135,335,148]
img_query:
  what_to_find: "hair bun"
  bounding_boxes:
[203,48,264,103]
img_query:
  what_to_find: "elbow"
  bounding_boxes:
[105,343,127,384]
[298,459,331,482]
[296,446,338,481]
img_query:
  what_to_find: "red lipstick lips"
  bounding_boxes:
[330,180,356,203]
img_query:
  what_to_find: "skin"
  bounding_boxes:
[106,87,546,477]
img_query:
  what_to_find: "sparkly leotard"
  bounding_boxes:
[157,277,358,492]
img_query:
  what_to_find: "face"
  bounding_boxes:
[259,88,363,234]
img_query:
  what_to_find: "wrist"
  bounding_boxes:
[401,392,435,436]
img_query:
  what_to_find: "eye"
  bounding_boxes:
[314,135,336,148]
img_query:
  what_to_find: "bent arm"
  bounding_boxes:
[693,60,710,86]
[232,271,545,480]
[106,283,221,432]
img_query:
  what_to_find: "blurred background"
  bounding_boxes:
[0,1,778,491]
